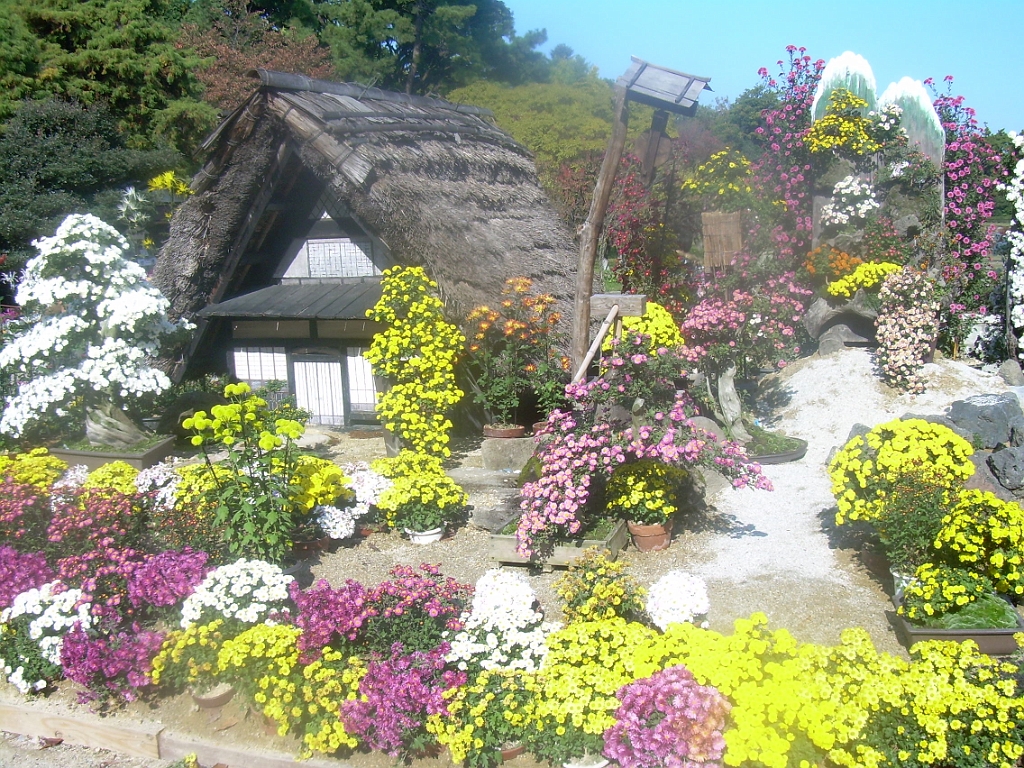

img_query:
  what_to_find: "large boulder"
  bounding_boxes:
[946,393,1023,449]
[803,290,878,355]
[999,359,1024,387]
[988,447,1024,495]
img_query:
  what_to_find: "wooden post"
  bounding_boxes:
[571,85,630,373]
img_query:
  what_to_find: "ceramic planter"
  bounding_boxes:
[483,424,527,439]
[627,518,674,552]
[891,594,1024,655]
[405,526,445,544]
[562,754,609,768]
[190,682,236,709]
[48,435,177,471]
[489,519,628,571]
[748,438,808,465]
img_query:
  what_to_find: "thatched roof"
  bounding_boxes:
[152,70,580,333]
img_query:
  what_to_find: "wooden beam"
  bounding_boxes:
[0,702,162,758]
[591,293,646,318]
[571,84,630,372]
[159,732,341,768]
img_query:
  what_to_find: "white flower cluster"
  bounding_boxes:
[0,214,194,436]
[315,504,361,539]
[135,461,182,512]
[0,582,91,693]
[446,569,557,673]
[821,175,881,227]
[1001,132,1024,347]
[179,558,293,628]
[342,462,392,519]
[869,103,904,135]
[874,268,940,394]
[645,570,710,630]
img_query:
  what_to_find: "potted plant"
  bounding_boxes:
[603,665,731,768]
[464,277,562,434]
[605,460,689,552]
[372,450,467,543]
[0,214,191,458]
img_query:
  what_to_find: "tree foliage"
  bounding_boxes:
[0,0,217,151]
[313,0,548,94]
[0,98,177,284]
[178,0,334,113]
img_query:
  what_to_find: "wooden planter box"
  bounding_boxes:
[489,518,629,571]
[48,436,177,471]
[891,595,1024,655]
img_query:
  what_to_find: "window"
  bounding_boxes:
[231,347,288,388]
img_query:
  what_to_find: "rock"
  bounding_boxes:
[988,447,1024,493]
[845,423,872,445]
[946,393,1024,449]
[1012,416,1024,448]
[999,359,1024,387]
[480,436,535,472]
[966,451,1018,502]
[818,324,872,356]
[893,214,921,238]
[690,416,726,442]
[85,402,148,449]
[803,291,879,340]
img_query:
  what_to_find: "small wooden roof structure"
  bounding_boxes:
[616,57,712,116]
[197,281,381,320]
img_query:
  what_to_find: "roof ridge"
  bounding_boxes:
[247,69,494,118]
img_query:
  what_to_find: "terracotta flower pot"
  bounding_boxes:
[291,535,332,560]
[627,518,674,552]
[501,742,527,761]
[483,424,527,438]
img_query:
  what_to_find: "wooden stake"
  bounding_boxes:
[571,85,630,372]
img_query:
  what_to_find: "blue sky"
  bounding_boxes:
[505,0,1023,133]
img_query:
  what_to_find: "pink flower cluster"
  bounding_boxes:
[603,665,730,768]
[60,622,166,704]
[752,46,824,262]
[0,478,48,545]
[0,545,53,609]
[289,578,371,663]
[681,275,811,376]
[875,268,940,394]
[517,393,770,558]
[339,646,465,757]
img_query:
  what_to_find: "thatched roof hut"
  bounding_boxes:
[151,70,580,425]
[154,69,577,320]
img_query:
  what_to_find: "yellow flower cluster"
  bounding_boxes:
[289,455,352,513]
[605,460,687,524]
[217,623,303,736]
[0,448,67,489]
[151,619,230,689]
[829,418,974,524]
[826,261,902,298]
[372,450,467,528]
[934,490,1024,595]
[298,649,365,756]
[804,88,880,156]
[427,668,532,763]
[521,618,657,740]
[183,384,305,451]
[826,634,1023,768]
[899,562,991,620]
[604,301,684,353]
[681,148,754,211]
[365,266,464,457]
[554,547,646,624]
[84,461,140,495]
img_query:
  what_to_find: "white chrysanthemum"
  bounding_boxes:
[179,559,293,628]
